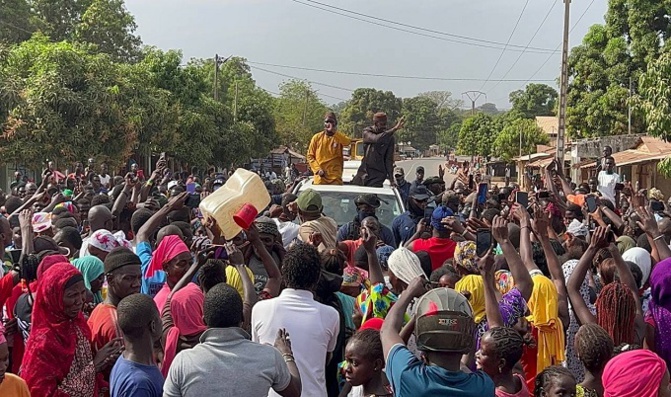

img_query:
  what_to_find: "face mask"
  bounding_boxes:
[357,210,376,223]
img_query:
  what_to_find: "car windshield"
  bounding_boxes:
[310,190,402,228]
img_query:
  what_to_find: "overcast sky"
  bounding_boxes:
[124,0,608,109]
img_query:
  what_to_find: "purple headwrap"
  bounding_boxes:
[649,257,671,369]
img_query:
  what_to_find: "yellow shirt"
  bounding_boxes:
[0,373,31,397]
[306,131,351,185]
[226,265,255,298]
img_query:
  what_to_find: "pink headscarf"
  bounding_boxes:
[603,349,667,397]
[161,283,207,377]
[145,235,189,279]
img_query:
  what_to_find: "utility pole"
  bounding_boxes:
[462,91,486,115]
[214,54,220,101]
[628,76,632,134]
[302,89,309,128]
[234,81,239,122]
[556,0,571,164]
[213,54,232,101]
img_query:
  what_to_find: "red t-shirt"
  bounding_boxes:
[88,303,119,352]
[411,237,457,271]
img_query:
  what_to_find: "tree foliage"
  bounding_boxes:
[493,118,549,162]
[339,88,402,137]
[456,113,497,158]
[273,80,327,152]
[566,0,671,138]
[509,83,558,118]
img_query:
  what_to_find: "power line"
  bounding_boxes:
[298,0,557,53]
[289,0,557,54]
[479,0,531,91]
[518,0,599,90]
[247,60,555,82]
[0,20,35,35]
[251,65,354,93]
[486,0,559,93]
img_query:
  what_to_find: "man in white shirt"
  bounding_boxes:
[597,156,620,205]
[252,243,340,397]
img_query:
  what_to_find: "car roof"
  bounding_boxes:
[295,178,397,195]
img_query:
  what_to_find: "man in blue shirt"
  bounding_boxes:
[392,185,430,245]
[111,293,164,397]
[381,277,495,397]
[393,167,411,206]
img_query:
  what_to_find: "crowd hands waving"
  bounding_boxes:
[0,136,670,397]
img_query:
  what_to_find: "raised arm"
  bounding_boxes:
[478,251,504,328]
[136,192,188,243]
[567,227,609,326]
[381,277,428,361]
[636,205,671,262]
[362,226,384,286]
[227,243,258,332]
[533,206,569,330]
[247,225,282,298]
[513,205,540,273]
[491,215,533,301]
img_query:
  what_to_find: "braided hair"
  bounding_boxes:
[534,366,576,397]
[596,281,636,346]
[485,326,525,371]
[575,323,614,374]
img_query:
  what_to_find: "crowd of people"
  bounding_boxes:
[0,111,670,397]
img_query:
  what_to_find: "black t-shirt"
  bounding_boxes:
[14,292,33,343]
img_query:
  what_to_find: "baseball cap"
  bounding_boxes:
[410,185,431,201]
[414,288,476,353]
[416,166,425,173]
[296,188,323,213]
[354,194,381,208]
[394,167,405,177]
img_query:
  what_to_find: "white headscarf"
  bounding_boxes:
[387,247,425,285]
[622,247,652,286]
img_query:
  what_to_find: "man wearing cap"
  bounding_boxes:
[355,112,405,188]
[337,194,396,247]
[410,166,425,190]
[88,247,142,382]
[404,205,457,271]
[394,167,411,205]
[296,189,338,251]
[381,277,495,396]
[307,112,351,185]
[391,185,431,245]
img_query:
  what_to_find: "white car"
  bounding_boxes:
[293,178,405,228]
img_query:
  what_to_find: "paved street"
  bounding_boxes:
[396,157,457,187]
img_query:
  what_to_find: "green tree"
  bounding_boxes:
[273,79,327,151]
[0,0,34,44]
[509,83,558,118]
[456,113,497,158]
[493,118,549,162]
[400,96,440,150]
[74,0,141,61]
[339,88,402,137]
[0,35,140,167]
[638,49,671,177]
[437,121,461,151]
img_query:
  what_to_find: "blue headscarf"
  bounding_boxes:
[431,205,454,232]
[73,256,105,304]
